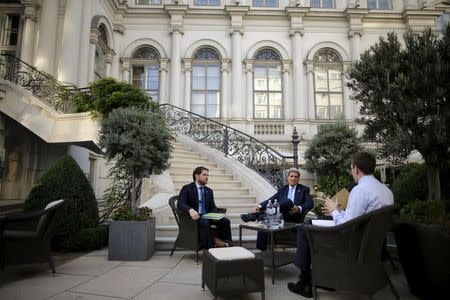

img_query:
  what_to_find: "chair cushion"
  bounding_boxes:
[208,246,255,261]
[44,199,64,210]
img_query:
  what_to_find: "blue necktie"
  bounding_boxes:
[288,186,295,201]
[199,187,206,214]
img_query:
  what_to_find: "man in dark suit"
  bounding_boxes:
[177,166,232,249]
[253,167,314,251]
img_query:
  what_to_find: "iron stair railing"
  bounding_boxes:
[160,103,299,188]
[0,54,76,113]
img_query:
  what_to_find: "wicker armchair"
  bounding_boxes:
[169,195,200,262]
[0,199,64,275]
[304,205,399,300]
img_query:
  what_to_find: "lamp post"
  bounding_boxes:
[292,127,300,168]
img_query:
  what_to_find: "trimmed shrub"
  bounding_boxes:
[391,163,427,208]
[398,200,450,226]
[24,155,99,249]
[316,175,353,197]
[59,225,109,251]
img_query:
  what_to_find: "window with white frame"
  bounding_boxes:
[1,13,20,47]
[310,0,335,8]
[191,48,221,118]
[253,48,282,119]
[194,0,220,6]
[131,46,160,103]
[252,0,278,7]
[313,49,343,120]
[367,0,393,10]
[94,24,109,80]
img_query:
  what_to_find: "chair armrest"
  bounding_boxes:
[2,209,45,222]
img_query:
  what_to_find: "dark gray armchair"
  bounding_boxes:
[0,199,64,275]
[304,205,399,300]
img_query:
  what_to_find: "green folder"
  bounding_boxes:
[201,213,226,220]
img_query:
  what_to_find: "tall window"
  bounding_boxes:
[313,49,343,120]
[252,0,278,7]
[253,48,282,119]
[1,14,20,47]
[191,48,221,118]
[195,0,220,6]
[94,24,108,80]
[131,46,160,103]
[368,0,392,10]
[311,0,335,8]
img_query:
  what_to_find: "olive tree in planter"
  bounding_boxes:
[99,107,174,260]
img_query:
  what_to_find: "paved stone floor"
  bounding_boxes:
[0,249,418,300]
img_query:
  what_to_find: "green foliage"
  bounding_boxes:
[59,225,109,251]
[24,156,99,249]
[392,163,428,208]
[72,77,157,117]
[304,123,361,190]
[112,203,153,221]
[316,174,353,197]
[347,26,450,200]
[398,200,450,226]
[311,204,325,218]
[99,107,174,212]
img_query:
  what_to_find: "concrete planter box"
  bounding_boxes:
[108,218,155,261]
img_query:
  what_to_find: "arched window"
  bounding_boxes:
[191,47,221,118]
[253,48,282,119]
[131,46,160,102]
[94,24,108,80]
[313,48,343,119]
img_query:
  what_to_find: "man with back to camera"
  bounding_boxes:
[177,166,232,249]
[248,167,314,251]
[287,152,394,298]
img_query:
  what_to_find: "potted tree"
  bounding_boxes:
[99,106,174,261]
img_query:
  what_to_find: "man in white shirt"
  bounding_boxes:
[287,152,394,298]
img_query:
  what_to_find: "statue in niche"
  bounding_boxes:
[6,151,19,182]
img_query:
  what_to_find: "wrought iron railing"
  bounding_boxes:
[160,103,299,188]
[0,54,75,113]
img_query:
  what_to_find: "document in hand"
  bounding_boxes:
[202,213,226,220]
[311,219,336,227]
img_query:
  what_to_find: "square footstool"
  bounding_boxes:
[202,246,265,300]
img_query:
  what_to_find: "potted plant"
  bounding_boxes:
[99,106,174,261]
[393,199,450,299]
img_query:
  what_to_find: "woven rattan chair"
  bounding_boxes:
[202,247,265,300]
[0,199,64,275]
[304,205,399,300]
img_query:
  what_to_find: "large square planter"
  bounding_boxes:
[108,218,156,261]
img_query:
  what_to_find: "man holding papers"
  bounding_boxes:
[178,166,232,249]
[288,152,394,298]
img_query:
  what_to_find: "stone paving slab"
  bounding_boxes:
[47,291,127,300]
[56,256,123,276]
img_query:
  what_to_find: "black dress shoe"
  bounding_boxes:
[240,212,260,222]
[287,281,313,298]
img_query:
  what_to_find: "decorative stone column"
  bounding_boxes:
[282,60,292,121]
[342,62,353,120]
[244,59,254,120]
[159,58,169,104]
[105,50,115,77]
[88,29,98,83]
[121,58,130,82]
[220,59,230,120]
[182,58,192,110]
[286,7,308,121]
[305,61,315,120]
[166,5,187,108]
[21,1,39,64]
[77,0,91,87]
[35,0,57,74]
[57,0,83,86]
[111,24,125,80]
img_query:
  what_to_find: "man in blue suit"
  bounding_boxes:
[177,166,232,249]
[253,167,314,251]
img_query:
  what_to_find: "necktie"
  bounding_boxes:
[199,186,206,214]
[288,186,295,202]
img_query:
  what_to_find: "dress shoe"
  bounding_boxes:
[297,274,335,291]
[287,280,313,298]
[240,212,260,222]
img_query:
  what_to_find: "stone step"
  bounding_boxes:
[171,174,234,182]
[170,153,204,160]
[173,180,242,189]
[174,187,250,196]
[170,161,219,169]
[170,166,227,174]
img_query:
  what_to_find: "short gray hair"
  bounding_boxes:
[287,167,300,177]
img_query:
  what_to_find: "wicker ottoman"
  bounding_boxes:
[202,246,265,300]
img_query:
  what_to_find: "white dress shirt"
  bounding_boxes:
[331,175,394,225]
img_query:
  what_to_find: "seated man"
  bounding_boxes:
[252,167,313,251]
[288,152,394,298]
[177,166,232,249]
